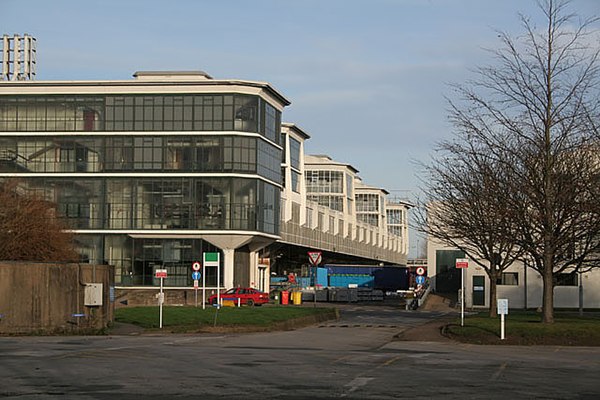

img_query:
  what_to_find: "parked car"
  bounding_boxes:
[208,287,269,306]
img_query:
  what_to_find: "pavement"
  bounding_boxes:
[108,321,145,336]
[394,293,458,342]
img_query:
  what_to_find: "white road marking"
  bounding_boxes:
[341,377,374,397]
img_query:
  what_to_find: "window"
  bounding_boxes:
[305,170,343,194]
[356,193,379,212]
[291,171,300,193]
[496,272,519,285]
[289,138,301,169]
[0,94,282,137]
[556,273,578,286]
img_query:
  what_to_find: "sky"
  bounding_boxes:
[1,0,599,254]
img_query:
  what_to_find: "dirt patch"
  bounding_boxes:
[395,318,456,342]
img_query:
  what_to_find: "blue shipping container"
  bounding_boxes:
[324,264,408,291]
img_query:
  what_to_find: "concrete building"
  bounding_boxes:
[0,69,412,299]
[427,235,600,309]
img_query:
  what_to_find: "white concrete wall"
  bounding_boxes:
[428,236,600,309]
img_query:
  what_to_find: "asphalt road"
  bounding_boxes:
[0,305,598,399]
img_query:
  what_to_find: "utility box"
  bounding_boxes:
[84,283,103,306]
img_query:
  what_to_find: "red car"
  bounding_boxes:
[208,287,269,306]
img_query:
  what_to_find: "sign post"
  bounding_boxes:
[155,268,167,328]
[191,262,201,308]
[308,251,322,307]
[497,298,508,340]
[415,266,426,287]
[192,271,201,307]
[455,258,469,327]
[202,252,220,309]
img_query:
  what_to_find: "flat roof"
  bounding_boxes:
[0,71,291,107]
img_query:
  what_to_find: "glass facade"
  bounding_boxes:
[356,193,381,227]
[306,170,343,193]
[0,94,281,141]
[76,235,222,287]
[305,170,344,212]
[0,135,280,180]
[307,194,344,211]
[1,176,279,233]
[386,208,405,237]
[356,193,380,212]
[0,91,284,287]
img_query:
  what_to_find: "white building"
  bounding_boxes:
[427,237,600,309]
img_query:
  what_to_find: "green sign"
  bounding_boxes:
[203,252,220,267]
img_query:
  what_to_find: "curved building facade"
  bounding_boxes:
[0,71,289,290]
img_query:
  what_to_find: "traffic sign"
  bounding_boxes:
[455,258,469,269]
[192,262,201,271]
[192,271,201,280]
[416,275,426,285]
[155,269,167,278]
[308,251,322,266]
[193,279,199,289]
[416,266,426,276]
[203,252,220,267]
[497,299,509,315]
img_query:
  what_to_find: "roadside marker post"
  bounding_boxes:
[455,258,469,327]
[155,268,167,328]
[497,299,509,340]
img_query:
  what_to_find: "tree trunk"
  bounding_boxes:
[488,268,498,318]
[542,267,555,323]
[489,278,498,318]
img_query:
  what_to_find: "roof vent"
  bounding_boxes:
[133,70,213,81]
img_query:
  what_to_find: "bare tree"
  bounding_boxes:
[423,0,600,323]
[418,138,523,317]
[0,179,78,262]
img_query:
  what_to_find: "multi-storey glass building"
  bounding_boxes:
[0,71,290,290]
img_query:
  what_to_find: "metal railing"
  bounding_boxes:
[279,220,407,264]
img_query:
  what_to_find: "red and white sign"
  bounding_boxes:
[416,266,426,276]
[193,279,199,289]
[308,251,322,266]
[455,258,469,269]
[192,262,201,271]
[155,269,168,278]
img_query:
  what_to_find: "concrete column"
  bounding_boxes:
[223,248,235,289]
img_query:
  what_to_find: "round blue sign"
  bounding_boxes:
[192,271,201,280]
[416,275,426,285]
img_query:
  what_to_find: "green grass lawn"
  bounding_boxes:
[445,311,600,345]
[115,305,337,333]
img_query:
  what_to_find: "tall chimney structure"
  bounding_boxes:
[1,34,36,81]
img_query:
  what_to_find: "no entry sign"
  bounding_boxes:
[155,269,167,278]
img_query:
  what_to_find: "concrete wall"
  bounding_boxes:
[463,262,600,309]
[0,262,114,334]
[115,288,220,308]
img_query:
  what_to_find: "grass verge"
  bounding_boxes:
[445,311,600,345]
[114,305,338,334]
